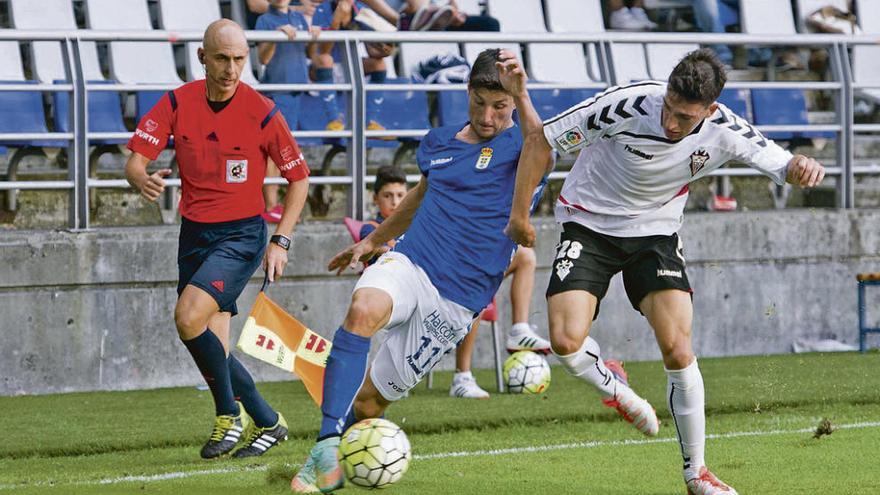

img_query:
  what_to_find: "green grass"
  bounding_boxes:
[3,352,880,494]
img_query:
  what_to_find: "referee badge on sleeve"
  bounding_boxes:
[226,159,248,183]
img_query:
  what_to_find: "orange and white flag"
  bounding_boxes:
[237,291,331,406]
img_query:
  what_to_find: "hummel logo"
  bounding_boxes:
[624,144,654,160]
[211,280,225,292]
[430,157,453,166]
[657,269,682,278]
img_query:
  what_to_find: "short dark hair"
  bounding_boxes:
[668,48,727,105]
[467,48,504,92]
[373,165,407,194]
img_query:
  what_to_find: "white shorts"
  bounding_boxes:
[355,251,476,402]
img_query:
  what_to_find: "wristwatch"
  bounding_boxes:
[270,234,291,251]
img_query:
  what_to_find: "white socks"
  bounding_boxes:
[666,359,706,479]
[553,336,617,397]
[509,322,531,337]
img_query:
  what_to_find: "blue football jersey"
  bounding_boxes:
[395,123,531,313]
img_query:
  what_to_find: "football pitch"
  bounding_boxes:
[3,352,879,494]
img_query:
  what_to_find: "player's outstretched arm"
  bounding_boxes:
[327,177,428,275]
[124,151,171,202]
[785,154,825,188]
[496,50,552,247]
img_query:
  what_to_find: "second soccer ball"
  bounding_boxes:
[503,351,551,394]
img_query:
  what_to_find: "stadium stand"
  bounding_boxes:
[157,0,259,84]
[9,0,104,82]
[0,0,864,227]
[0,36,66,211]
[85,0,183,122]
[10,0,129,182]
[486,0,594,83]
[544,0,604,82]
[484,0,599,120]
[851,0,880,104]
[738,0,827,140]
[793,0,850,33]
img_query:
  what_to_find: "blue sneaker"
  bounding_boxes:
[291,454,320,493]
[313,437,343,493]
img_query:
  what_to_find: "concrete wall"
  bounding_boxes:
[2,209,879,396]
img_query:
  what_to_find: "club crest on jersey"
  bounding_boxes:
[226,159,248,183]
[476,147,493,170]
[689,149,710,176]
[555,126,585,152]
[144,119,159,132]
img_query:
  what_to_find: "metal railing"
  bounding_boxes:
[0,29,874,229]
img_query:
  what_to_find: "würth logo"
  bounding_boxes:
[211,280,225,292]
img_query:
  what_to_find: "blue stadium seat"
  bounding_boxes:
[53,80,127,145]
[530,88,600,120]
[0,81,65,147]
[439,88,599,127]
[436,90,469,127]
[136,91,166,124]
[717,88,751,121]
[367,78,430,147]
[719,0,739,30]
[297,91,345,148]
[751,89,832,140]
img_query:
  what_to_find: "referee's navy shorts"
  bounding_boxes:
[177,215,267,316]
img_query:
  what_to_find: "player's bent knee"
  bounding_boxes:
[174,307,204,339]
[518,246,536,269]
[660,344,694,370]
[549,332,583,356]
[344,290,392,337]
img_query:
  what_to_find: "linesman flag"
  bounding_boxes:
[237,282,331,406]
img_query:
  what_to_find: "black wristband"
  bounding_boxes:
[270,234,291,251]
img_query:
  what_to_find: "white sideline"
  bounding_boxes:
[2,421,878,490]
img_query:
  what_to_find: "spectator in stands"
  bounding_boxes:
[245,0,319,28]
[606,0,657,31]
[678,0,735,66]
[396,0,500,32]
[310,0,399,132]
[361,165,551,400]
[124,19,310,460]
[255,0,320,222]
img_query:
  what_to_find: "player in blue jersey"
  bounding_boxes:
[290,48,547,493]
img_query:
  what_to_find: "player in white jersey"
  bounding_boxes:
[506,49,825,495]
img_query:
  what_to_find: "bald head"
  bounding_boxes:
[203,19,248,52]
[199,19,250,100]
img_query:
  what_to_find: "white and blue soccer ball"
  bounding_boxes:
[503,350,551,394]
[338,418,411,489]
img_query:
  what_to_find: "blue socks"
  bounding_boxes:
[318,327,371,440]
[182,329,238,417]
[315,67,341,122]
[228,354,279,428]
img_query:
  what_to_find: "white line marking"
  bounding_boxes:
[413,421,880,460]
[2,421,878,490]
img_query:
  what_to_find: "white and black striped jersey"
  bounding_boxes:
[543,81,792,237]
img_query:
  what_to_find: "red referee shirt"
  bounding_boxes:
[127,80,310,223]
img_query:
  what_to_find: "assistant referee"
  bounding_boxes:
[125,19,309,459]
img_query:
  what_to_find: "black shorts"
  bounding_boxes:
[178,215,267,316]
[546,222,692,318]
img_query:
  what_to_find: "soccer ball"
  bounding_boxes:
[338,418,411,489]
[503,350,551,394]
